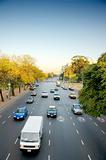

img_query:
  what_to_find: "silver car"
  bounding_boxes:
[72,104,83,115]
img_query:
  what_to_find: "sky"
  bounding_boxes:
[0,0,106,73]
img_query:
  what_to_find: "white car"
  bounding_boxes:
[54,93,60,100]
[41,91,48,98]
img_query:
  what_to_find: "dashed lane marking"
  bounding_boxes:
[49,130,51,135]
[48,155,50,160]
[101,130,105,135]
[81,140,84,146]
[70,116,72,120]
[48,140,51,146]
[49,122,51,126]
[15,138,18,144]
[94,122,98,127]
[88,154,92,160]
[6,153,10,160]
[76,129,79,135]
[2,121,6,125]
[73,122,75,126]
[8,115,11,118]
[89,117,92,120]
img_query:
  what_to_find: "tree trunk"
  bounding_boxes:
[19,85,21,93]
[11,84,15,96]
[0,89,4,102]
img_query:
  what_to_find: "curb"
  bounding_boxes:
[0,90,29,113]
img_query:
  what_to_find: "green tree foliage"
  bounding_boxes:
[79,53,106,116]
[71,55,90,81]
[62,55,90,81]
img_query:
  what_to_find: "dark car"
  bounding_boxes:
[54,88,58,91]
[69,87,74,91]
[35,83,39,87]
[71,104,83,115]
[26,97,34,103]
[29,86,35,91]
[47,107,57,118]
[50,89,55,93]
[13,106,28,120]
[62,86,67,90]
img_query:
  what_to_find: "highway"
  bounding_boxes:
[0,79,106,160]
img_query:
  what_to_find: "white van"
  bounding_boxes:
[19,116,43,152]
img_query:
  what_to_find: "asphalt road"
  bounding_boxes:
[0,79,106,160]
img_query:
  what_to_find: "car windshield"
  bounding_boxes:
[21,132,39,142]
[49,108,56,111]
[74,105,81,109]
[54,94,59,96]
[16,108,25,113]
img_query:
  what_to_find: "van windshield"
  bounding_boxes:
[21,132,39,142]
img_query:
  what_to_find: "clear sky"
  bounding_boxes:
[0,0,106,73]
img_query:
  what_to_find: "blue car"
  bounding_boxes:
[13,106,28,120]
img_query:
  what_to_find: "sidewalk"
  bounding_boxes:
[0,88,29,111]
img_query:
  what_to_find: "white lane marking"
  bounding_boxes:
[89,117,92,120]
[2,121,6,125]
[70,116,72,120]
[48,140,51,146]
[49,130,51,135]
[15,138,18,144]
[8,115,11,118]
[81,140,84,146]
[48,155,50,160]
[6,153,10,160]
[94,122,98,127]
[76,129,79,135]
[101,130,105,135]
[49,122,51,126]
[73,122,75,126]
[88,154,92,160]
[68,112,70,115]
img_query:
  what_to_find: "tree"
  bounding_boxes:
[71,55,90,81]
[79,53,106,116]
